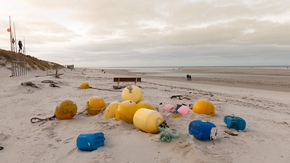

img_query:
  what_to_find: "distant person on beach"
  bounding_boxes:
[18,40,23,53]
[186,74,192,81]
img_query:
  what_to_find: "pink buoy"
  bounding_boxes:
[177,105,191,115]
[162,104,175,112]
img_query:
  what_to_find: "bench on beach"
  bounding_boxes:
[113,77,141,89]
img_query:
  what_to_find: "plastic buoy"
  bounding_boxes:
[121,85,143,103]
[115,100,139,124]
[192,99,215,116]
[86,96,105,115]
[54,99,78,120]
[80,82,90,89]
[104,100,120,119]
[136,101,154,110]
[133,109,164,134]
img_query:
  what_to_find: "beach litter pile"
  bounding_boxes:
[29,83,247,152]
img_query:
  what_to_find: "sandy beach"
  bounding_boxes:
[0,66,290,163]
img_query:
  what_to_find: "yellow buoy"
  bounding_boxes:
[80,82,90,89]
[115,100,139,124]
[121,85,143,103]
[54,100,78,120]
[133,109,164,134]
[192,99,215,116]
[85,96,105,115]
[104,100,120,119]
[136,101,154,110]
[140,94,144,101]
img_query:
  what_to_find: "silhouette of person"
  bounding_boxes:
[186,74,192,81]
[18,40,23,53]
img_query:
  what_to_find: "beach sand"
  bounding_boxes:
[0,66,290,163]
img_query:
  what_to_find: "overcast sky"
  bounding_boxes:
[1,0,290,67]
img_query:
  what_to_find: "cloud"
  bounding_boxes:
[0,0,289,67]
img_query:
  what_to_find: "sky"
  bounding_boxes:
[0,0,290,67]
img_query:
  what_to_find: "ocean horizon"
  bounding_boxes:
[91,65,290,69]
[85,65,290,78]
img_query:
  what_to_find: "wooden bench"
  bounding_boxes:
[113,77,141,89]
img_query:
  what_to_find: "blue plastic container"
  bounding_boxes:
[188,120,217,140]
[76,132,105,151]
[224,115,246,130]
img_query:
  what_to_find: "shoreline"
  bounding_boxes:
[103,67,290,92]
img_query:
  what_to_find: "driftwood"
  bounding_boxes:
[113,85,126,89]
[90,87,121,92]
[224,130,239,136]
[41,80,60,87]
[170,95,191,100]
[50,83,60,87]
[21,81,39,88]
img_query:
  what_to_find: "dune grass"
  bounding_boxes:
[0,48,64,71]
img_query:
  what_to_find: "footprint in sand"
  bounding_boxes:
[159,157,173,163]
[47,143,58,149]
[92,151,114,162]
[147,134,160,142]
[63,137,74,144]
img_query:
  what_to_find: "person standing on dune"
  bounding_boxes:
[18,40,23,53]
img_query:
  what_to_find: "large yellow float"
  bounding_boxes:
[85,96,106,115]
[121,85,143,103]
[54,99,78,120]
[136,101,154,110]
[104,100,120,119]
[133,109,164,134]
[192,99,215,116]
[115,100,139,124]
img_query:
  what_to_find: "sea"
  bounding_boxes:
[97,65,290,78]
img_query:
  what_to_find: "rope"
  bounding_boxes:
[158,126,180,142]
[30,115,56,126]
[89,86,120,92]
[77,106,106,115]
[30,106,106,126]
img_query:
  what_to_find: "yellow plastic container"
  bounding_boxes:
[192,99,215,116]
[133,109,164,134]
[115,100,139,124]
